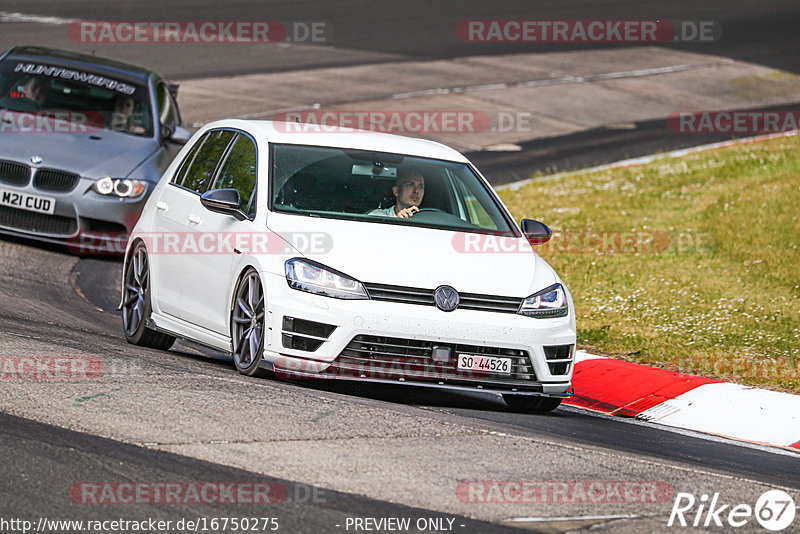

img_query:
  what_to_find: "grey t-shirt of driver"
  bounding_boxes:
[369,206,398,217]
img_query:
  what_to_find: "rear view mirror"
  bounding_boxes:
[521,219,552,245]
[201,188,247,221]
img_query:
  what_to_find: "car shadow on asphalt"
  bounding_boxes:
[167,342,564,416]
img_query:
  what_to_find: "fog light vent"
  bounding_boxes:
[544,344,573,375]
[281,316,336,352]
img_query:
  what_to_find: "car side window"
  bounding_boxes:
[213,133,258,216]
[172,133,206,185]
[182,130,236,194]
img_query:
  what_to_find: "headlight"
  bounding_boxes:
[285,258,369,300]
[518,283,568,318]
[93,177,147,198]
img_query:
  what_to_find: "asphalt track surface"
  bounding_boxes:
[4,1,799,180]
[0,412,522,534]
[3,0,799,77]
[47,257,800,490]
[0,232,798,532]
[2,2,800,532]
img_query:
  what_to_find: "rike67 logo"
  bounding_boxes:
[668,490,796,531]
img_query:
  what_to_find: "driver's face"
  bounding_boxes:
[393,175,425,209]
[24,78,49,106]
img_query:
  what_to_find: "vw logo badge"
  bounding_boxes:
[30,156,42,166]
[434,285,460,312]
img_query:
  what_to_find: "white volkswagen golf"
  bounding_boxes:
[120,120,576,412]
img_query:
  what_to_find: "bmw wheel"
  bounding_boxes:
[231,269,266,376]
[122,242,175,350]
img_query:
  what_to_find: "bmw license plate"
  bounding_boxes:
[0,187,55,215]
[457,354,512,374]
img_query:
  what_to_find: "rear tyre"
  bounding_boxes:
[502,394,562,413]
[122,243,175,350]
[231,269,266,377]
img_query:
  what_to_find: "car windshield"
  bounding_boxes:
[270,143,517,235]
[0,59,153,137]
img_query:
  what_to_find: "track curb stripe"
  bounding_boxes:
[565,357,720,416]
[565,354,800,451]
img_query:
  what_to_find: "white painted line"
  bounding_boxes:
[484,143,522,152]
[0,11,79,24]
[496,129,799,192]
[464,82,508,92]
[639,382,800,447]
[392,88,452,99]
[508,514,638,523]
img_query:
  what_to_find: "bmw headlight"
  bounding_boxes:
[93,177,147,198]
[518,283,568,318]
[285,258,369,300]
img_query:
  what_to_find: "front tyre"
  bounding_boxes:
[231,269,266,376]
[122,243,175,350]
[503,394,562,413]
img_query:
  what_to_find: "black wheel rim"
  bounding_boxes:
[232,271,265,370]
[122,246,148,337]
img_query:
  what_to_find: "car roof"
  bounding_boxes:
[2,46,157,84]
[203,119,472,163]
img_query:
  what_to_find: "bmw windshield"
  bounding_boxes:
[0,59,153,137]
[270,143,518,236]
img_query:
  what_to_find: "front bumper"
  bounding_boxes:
[0,178,148,253]
[260,271,576,396]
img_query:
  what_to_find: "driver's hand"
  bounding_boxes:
[397,206,419,218]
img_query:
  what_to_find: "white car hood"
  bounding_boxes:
[266,212,544,298]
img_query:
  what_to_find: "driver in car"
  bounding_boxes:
[369,169,425,218]
[0,76,50,111]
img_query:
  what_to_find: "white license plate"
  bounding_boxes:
[457,354,512,374]
[0,187,55,215]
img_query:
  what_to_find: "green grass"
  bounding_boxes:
[499,134,800,392]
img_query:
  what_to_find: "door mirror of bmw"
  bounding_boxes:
[521,219,552,245]
[165,125,193,145]
[200,189,248,221]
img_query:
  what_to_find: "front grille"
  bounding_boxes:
[0,205,77,236]
[364,283,523,314]
[323,334,539,390]
[0,160,30,187]
[33,169,80,192]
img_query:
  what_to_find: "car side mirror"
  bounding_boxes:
[200,188,247,221]
[521,218,552,245]
[163,124,193,145]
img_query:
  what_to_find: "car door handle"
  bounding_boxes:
[187,214,201,224]
[156,201,168,211]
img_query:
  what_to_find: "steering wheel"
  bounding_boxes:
[414,208,446,214]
